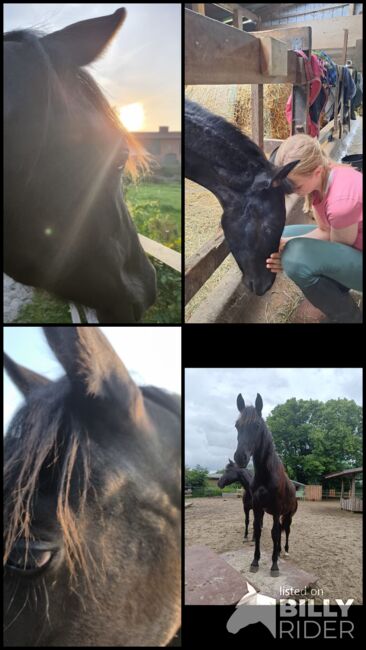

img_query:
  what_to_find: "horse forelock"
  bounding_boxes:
[3,384,97,595]
[237,404,260,428]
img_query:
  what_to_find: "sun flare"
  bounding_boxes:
[118,103,145,131]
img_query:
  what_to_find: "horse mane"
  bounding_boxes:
[4,28,152,180]
[244,407,282,477]
[3,379,96,594]
[185,98,268,173]
[140,385,181,418]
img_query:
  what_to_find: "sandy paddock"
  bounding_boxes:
[185,497,362,604]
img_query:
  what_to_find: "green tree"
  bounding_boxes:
[267,398,362,484]
[185,465,209,491]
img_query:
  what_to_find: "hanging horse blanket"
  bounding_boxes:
[285,50,328,137]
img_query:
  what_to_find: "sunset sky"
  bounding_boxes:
[4,3,181,131]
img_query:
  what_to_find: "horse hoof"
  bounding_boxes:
[270,569,280,577]
[285,552,289,557]
[250,565,259,573]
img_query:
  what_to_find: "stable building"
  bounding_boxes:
[324,467,363,512]
[132,126,181,166]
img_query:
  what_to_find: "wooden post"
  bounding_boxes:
[339,29,349,135]
[233,8,243,29]
[333,65,341,138]
[251,84,264,149]
[351,475,356,510]
[192,4,205,14]
[292,83,308,134]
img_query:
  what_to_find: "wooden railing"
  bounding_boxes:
[70,233,181,323]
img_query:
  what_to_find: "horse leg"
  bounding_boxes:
[244,505,250,541]
[250,508,262,572]
[270,514,281,576]
[284,515,292,556]
[279,516,285,556]
[255,508,263,541]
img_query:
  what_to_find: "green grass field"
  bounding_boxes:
[14,180,181,324]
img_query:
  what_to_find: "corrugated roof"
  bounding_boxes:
[324,467,363,479]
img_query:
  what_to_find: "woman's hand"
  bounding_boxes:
[266,237,290,273]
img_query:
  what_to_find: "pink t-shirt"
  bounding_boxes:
[312,165,363,251]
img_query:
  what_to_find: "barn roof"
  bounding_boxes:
[324,467,363,479]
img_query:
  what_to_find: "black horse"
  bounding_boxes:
[234,393,297,576]
[4,8,156,323]
[185,98,299,295]
[218,459,263,542]
[4,327,181,646]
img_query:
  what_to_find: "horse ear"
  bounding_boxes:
[43,327,141,415]
[269,160,300,189]
[251,169,273,192]
[255,393,263,416]
[41,7,126,67]
[4,352,51,397]
[228,458,234,466]
[237,393,245,412]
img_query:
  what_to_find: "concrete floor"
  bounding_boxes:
[221,548,319,601]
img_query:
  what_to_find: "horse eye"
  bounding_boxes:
[6,542,54,575]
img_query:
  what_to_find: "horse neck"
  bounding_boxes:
[185,157,241,211]
[185,123,262,209]
[236,468,251,491]
[252,425,278,481]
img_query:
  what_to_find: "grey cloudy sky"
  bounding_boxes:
[185,368,362,473]
[4,327,181,434]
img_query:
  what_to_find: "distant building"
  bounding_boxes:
[132,126,181,166]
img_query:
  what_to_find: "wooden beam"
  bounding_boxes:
[213,3,260,22]
[259,35,288,76]
[251,85,263,149]
[185,9,306,85]
[232,7,243,29]
[138,234,181,273]
[354,39,363,71]
[252,26,312,54]
[273,14,361,49]
[192,3,205,14]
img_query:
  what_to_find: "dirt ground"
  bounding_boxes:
[185,497,362,604]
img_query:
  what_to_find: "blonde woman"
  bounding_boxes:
[267,134,362,323]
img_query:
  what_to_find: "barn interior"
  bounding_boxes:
[185,3,363,323]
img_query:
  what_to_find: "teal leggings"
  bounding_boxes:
[281,225,363,292]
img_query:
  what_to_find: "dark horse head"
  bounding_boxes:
[4,327,180,646]
[4,8,157,323]
[233,393,266,468]
[185,98,299,295]
[217,458,252,491]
